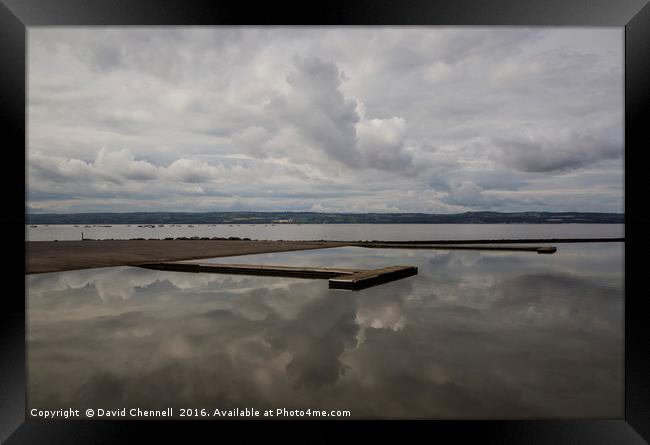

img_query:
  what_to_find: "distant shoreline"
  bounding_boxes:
[26,222,625,225]
[26,211,624,225]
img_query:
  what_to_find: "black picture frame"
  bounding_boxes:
[2,1,649,443]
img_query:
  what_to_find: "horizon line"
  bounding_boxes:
[25,210,625,214]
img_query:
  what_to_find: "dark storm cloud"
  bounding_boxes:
[74,39,124,72]
[27,27,623,213]
[493,127,622,173]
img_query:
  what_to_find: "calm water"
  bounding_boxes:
[26,223,624,242]
[27,243,623,418]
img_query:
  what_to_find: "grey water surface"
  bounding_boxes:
[26,223,624,242]
[27,243,623,418]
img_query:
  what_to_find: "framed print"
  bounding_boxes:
[2,0,649,443]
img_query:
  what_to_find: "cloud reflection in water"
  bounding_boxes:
[27,245,623,418]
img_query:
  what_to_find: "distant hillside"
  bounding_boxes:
[26,211,624,225]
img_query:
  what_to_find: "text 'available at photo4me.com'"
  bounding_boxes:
[30,407,353,419]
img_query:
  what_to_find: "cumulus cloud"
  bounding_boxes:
[269,55,363,166]
[28,148,227,202]
[165,158,223,183]
[29,148,159,186]
[269,56,416,173]
[355,103,415,172]
[30,152,94,184]
[442,181,504,209]
[95,148,159,180]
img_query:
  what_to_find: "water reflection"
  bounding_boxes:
[27,245,623,418]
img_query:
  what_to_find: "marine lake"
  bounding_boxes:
[27,238,624,418]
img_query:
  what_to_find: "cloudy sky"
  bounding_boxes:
[27,27,623,214]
